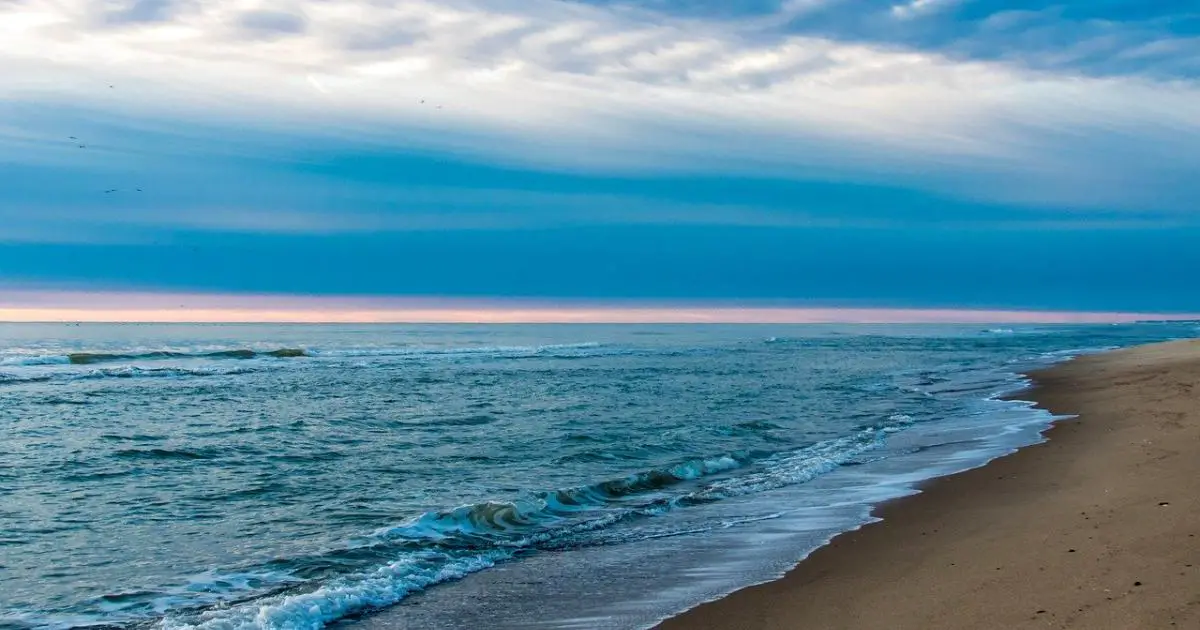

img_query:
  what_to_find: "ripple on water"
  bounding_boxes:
[112,448,220,461]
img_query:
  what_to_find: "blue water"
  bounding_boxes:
[1,322,1196,630]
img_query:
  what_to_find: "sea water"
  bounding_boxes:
[1,322,1196,630]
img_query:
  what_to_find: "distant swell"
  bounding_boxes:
[67,348,308,365]
[0,343,612,370]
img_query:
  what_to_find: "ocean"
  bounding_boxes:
[1,322,1196,630]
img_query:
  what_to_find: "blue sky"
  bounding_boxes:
[1,0,1199,313]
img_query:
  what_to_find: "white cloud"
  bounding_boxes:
[891,0,959,20]
[1,0,1199,210]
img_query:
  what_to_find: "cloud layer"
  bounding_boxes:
[3,0,1199,211]
[3,1,1199,311]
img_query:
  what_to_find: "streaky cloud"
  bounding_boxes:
[2,0,1198,212]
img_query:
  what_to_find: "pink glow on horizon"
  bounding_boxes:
[0,290,1195,323]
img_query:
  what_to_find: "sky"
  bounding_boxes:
[1,0,1199,321]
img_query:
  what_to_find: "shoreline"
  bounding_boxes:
[657,339,1200,629]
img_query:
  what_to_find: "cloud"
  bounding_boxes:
[1,0,1198,214]
[781,0,1200,80]
[96,0,191,25]
[4,153,1195,248]
[891,0,959,20]
[237,8,307,38]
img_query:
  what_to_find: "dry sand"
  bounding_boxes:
[658,339,1200,630]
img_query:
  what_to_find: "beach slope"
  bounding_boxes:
[658,339,1200,629]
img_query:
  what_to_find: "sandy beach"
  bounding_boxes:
[659,339,1200,629]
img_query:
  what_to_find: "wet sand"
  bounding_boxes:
[658,339,1200,629]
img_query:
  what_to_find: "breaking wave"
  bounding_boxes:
[81,420,909,630]
[66,348,308,365]
[10,419,910,630]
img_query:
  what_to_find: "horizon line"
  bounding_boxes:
[2,290,1197,324]
[2,308,1196,325]
[2,319,1194,326]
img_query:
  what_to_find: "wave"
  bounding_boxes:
[422,414,499,427]
[1,365,264,385]
[0,355,72,367]
[0,348,307,368]
[66,348,308,365]
[370,455,744,548]
[84,366,262,380]
[310,342,605,360]
[1,343,614,373]
[113,447,220,461]
[0,373,53,385]
[0,423,897,630]
[159,552,509,630]
[136,419,910,630]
